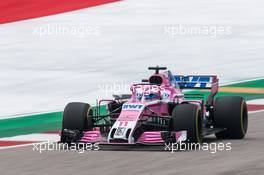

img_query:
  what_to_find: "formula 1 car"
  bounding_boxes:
[60,66,248,145]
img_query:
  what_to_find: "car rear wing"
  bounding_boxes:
[174,75,219,105]
[174,75,218,89]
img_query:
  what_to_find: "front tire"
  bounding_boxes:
[171,104,202,143]
[214,96,248,139]
[61,102,93,142]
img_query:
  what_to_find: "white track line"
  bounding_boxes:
[249,109,264,114]
[0,143,37,150]
[0,109,62,120]
[0,133,60,142]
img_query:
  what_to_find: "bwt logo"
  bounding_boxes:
[122,104,144,110]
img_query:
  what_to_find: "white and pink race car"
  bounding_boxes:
[60,66,248,145]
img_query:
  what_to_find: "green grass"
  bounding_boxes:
[0,112,63,138]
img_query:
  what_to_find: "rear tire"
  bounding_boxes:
[171,104,202,143]
[214,96,248,139]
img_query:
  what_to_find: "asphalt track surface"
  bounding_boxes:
[0,111,263,175]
